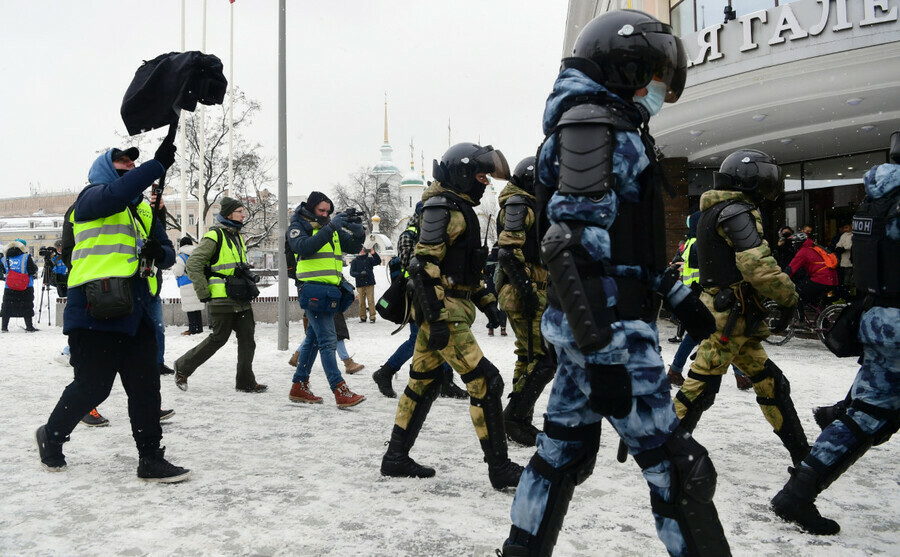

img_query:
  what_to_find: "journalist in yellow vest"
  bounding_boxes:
[286,191,366,408]
[36,141,192,483]
[174,196,267,394]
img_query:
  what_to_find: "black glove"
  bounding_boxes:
[587,363,632,418]
[141,238,165,265]
[427,320,451,351]
[672,294,717,341]
[199,295,212,303]
[483,302,503,329]
[329,212,347,230]
[154,137,177,170]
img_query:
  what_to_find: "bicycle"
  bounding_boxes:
[763,297,847,346]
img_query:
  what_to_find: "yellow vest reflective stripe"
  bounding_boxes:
[206,228,248,299]
[68,201,152,288]
[681,238,699,286]
[296,227,342,285]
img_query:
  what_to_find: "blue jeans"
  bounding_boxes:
[293,308,344,391]
[670,332,746,377]
[148,296,165,365]
[386,321,419,371]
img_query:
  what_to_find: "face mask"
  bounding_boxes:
[634,80,667,116]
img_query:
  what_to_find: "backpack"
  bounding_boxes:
[812,246,838,269]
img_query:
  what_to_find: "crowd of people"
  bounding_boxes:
[13,8,900,557]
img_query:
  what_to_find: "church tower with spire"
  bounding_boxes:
[371,94,403,186]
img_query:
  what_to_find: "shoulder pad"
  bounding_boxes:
[719,203,762,252]
[557,123,614,197]
[557,104,637,131]
[419,198,450,245]
[502,196,532,232]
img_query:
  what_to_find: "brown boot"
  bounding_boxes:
[288,350,300,368]
[343,357,365,374]
[289,381,323,404]
[735,373,753,391]
[334,381,366,408]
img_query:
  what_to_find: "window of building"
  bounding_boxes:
[29,221,35,228]
[188,214,195,226]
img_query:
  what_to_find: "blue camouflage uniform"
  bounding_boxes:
[804,164,900,478]
[507,69,726,556]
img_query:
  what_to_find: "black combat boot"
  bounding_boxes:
[771,465,840,535]
[35,426,67,471]
[440,366,468,399]
[137,447,191,483]
[381,425,436,478]
[503,392,540,447]
[372,364,397,398]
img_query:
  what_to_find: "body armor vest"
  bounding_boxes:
[852,186,900,296]
[440,192,488,287]
[696,200,747,288]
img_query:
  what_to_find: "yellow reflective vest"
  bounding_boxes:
[205,228,249,299]
[69,201,154,291]
[681,237,699,286]
[296,226,342,285]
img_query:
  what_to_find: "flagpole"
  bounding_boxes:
[198,0,208,237]
[179,0,187,237]
[277,0,289,350]
[227,0,234,198]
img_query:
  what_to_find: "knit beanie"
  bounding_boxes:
[305,191,333,215]
[179,236,194,247]
[219,196,244,218]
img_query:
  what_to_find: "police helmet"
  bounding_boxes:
[432,143,510,199]
[563,10,687,103]
[510,156,536,193]
[713,149,783,201]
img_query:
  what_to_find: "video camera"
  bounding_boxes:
[38,246,58,260]
[340,207,364,225]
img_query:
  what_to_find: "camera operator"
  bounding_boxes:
[1,238,39,333]
[174,196,267,394]
[41,240,69,297]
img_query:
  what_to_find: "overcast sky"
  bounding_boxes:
[0,1,568,202]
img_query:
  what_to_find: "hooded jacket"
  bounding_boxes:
[788,238,838,286]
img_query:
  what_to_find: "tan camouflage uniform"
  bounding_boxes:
[675,189,800,433]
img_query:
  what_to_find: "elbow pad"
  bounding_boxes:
[541,222,613,353]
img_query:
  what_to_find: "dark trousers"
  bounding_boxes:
[176,308,257,389]
[45,324,162,455]
[187,310,203,334]
[2,315,35,330]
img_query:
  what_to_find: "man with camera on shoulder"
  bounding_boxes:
[174,196,267,394]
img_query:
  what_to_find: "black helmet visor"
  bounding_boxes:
[753,161,784,201]
[470,146,510,181]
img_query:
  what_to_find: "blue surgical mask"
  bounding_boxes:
[634,80,667,116]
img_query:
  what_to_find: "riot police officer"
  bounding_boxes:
[502,10,729,556]
[673,149,810,468]
[771,131,900,534]
[379,142,524,490]
[495,156,555,447]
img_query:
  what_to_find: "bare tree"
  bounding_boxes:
[332,167,402,237]
[232,152,277,250]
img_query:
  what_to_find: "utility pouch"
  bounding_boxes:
[84,277,134,319]
[713,288,736,313]
[824,300,865,358]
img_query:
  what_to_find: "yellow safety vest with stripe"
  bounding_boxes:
[205,228,249,298]
[68,201,157,295]
[400,222,418,279]
[296,226,342,285]
[681,237,699,286]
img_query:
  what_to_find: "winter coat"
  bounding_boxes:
[788,238,838,286]
[173,244,205,313]
[62,152,173,335]
[1,244,37,318]
[185,221,252,314]
[334,311,350,341]
[349,252,381,288]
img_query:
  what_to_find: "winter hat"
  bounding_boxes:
[219,196,244,218]
[179,236,194,247]
[110,147,140,162]
[14,238,26,247]
[305,191,334,215]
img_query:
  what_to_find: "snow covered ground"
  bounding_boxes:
[2,274,899,556]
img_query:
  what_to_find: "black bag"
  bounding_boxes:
[376,276,410,324]
[824,300,865,358]
[83,277,134,320]
[223,273,260,302]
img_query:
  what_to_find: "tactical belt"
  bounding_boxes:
[444,289,472,300]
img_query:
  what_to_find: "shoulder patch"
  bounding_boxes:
[289,229,301,238]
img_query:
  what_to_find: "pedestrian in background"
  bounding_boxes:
[173,236,205,335]
[350,246,380,323]
[1,239,39,333]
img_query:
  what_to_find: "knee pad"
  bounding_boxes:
[462,357,505,400]
[675,372,721,431]
[532,421,602,487]
[408,366,442,402]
